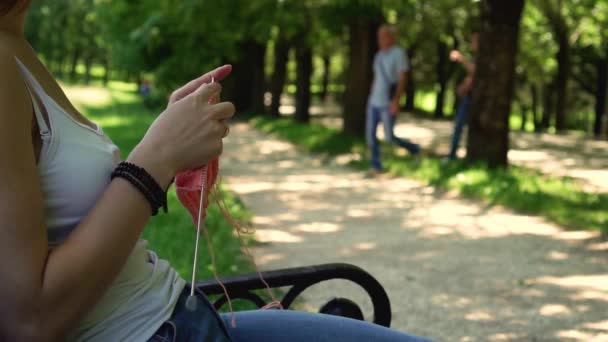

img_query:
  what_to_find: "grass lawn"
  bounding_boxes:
[64,81,257,287]
[251,116,608,235]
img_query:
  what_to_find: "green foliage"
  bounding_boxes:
[252,116,608,234]
[25,0,607,133]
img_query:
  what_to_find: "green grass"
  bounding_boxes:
[251,116,608,234]
[66,82,261,309]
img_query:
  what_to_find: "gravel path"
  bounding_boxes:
[223,123,608,342]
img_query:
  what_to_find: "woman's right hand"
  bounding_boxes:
[128,82,235,188]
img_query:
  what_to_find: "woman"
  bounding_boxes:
[0,1,433,341]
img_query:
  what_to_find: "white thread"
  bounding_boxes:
[189,178,205,298]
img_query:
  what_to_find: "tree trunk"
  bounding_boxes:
[321,54,331,101]
[295,43,313,123]
[84,56,93,85]
[540,82,554,131]
[531,83,539,132]
[343,16,382,137]
[70,48,81,81]
[520,102,528,131]
[102,58,110,86]
[554,32,570,131]
[466,0,524,168]
[593,56,607,137]
[404,46,417,112]
[270,39,290,117]
[435,40,449,118]
[230,40,267,114]
[250,41,267,114]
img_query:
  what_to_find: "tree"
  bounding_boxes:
[325,1,383,137]
[571,0,608,136]
[466,0,525,168]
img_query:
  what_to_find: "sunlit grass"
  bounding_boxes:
[252,116,608,234]
[65,82,261,310]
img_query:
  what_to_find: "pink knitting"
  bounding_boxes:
[175,159,282,328]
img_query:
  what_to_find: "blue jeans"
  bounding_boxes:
[448,95,472,160]
[366,104,420,171]
[149,286,434,342]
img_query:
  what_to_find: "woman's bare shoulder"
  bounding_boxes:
[0,41,32,128]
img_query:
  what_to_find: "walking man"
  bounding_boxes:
[366,24,420,175]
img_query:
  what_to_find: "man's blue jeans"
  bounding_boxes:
[366,104,420,171]
[448,95,472,160]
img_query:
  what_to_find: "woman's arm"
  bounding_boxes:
[0,54,234,341]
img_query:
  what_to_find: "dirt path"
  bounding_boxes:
[223,123,608,342]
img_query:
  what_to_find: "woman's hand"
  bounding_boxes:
[169,65,232,105]
[129,80,235,188]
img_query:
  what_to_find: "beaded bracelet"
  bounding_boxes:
[111,162,168,216]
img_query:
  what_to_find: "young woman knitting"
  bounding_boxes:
[0,1,434,341]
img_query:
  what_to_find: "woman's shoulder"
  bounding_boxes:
[0,38,32,127]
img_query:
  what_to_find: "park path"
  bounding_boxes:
[223,123,608,342]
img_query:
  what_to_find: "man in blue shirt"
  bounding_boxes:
[366,25,420,175]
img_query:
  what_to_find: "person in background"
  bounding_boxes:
[366,24,421,176]
[447,32,479,161]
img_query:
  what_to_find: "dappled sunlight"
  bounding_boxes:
[256,139,293,155]
[232,182,275,195]
[254,229,303,243]
[508,149,551,162]
[587,241,608,251]
[398,251,437,262]
[532,275,608,301]
[295,222,341,233]
[570,169,608,190]
[547,250,569,260]
[63,85,112,107]
[223,123,608,341]
[539,304,573,316]
[556,329,608,341]
[583,320,608,332]
[555,230,598,241]
[431,294,472,309]
[346,208,373,218]
[487,333,520,341]
[465,310,496,322]
[278,160,297,169]
[354,242,377,251]
[256,253,286,266]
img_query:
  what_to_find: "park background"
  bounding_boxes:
[24,1,608,341]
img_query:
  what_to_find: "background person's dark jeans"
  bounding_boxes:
[448,95,472,160]
[366,104,421,171]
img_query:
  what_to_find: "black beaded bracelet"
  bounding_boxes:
[111,162,168,216]
[117,162,168,213]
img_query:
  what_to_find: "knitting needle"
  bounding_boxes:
[185,77,215,312]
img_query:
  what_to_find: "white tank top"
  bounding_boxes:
[16,59,185,341]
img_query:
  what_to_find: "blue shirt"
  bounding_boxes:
[368,46,410,107]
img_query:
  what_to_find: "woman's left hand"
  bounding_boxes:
[168,65,233,105]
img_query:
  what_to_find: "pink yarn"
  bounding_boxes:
[175,160,282,328]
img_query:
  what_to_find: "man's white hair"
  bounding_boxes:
[379,24,398,37]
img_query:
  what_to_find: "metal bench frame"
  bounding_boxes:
[196,263,392,327]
